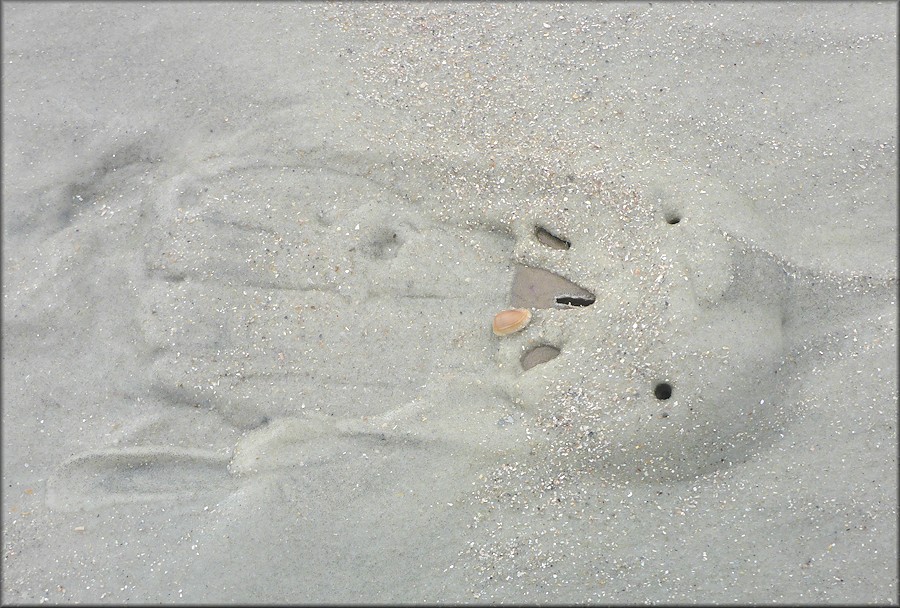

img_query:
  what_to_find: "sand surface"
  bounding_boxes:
[2,2,897,603]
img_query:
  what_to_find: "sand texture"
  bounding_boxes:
[2,3,897,603]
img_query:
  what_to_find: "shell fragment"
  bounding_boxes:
[492,308,532,336]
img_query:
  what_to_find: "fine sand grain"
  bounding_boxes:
[3,2,897,603]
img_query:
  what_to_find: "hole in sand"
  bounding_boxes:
[654,382,673,400]
[535,226,571,250]
[665,212,681,225]
[521,345,560,371]
[555,295,595,307]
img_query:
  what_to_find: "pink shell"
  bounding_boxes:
[492,308,532,336]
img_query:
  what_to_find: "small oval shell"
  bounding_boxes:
[492,308,532,336]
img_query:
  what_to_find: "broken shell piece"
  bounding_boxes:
[492,308,532,336]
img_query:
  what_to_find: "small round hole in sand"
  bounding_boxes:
[665,213,681,225]
[654,382,673,400]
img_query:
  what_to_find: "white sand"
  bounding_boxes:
[2,2,897,603]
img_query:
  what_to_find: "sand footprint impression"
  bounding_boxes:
[45,112,891,512]
[46,114,531,511]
